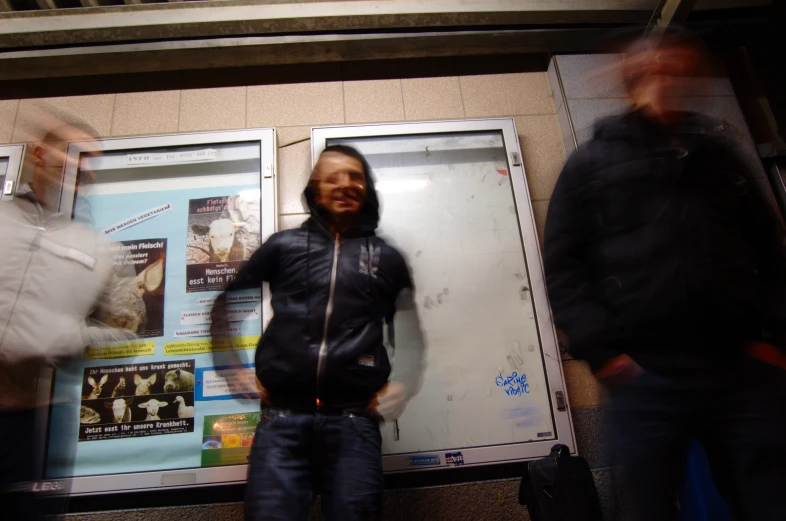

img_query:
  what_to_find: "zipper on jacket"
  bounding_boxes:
[0,220,44,351]
[316,233,340,408]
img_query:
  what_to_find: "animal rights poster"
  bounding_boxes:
[186,195,260,293]
[95,239,167,338]
[46,181,264,479]
[78,360,196,441]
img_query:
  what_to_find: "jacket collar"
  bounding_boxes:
[13,183,70,228]
[304,212,376,240]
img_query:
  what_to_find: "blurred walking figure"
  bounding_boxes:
[210,145,425,521]
[0,118,137,519]
[544,30,786,521]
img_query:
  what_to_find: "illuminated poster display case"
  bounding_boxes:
[41,129,276,496]
[0,144,24,202]
[312,119,575,473]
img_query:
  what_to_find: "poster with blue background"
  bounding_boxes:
[46,183,264,478]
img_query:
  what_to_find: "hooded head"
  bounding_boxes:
[620,28,709,124]
[303,145,380,236]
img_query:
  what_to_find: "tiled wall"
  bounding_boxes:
[0,72,564,246]
[1,70,588,520]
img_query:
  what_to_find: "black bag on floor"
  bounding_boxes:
[518,444,604,521]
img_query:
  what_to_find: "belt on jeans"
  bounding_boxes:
[263,406,373,419]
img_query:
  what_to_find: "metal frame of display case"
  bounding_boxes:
[768,158,786,219]
[0,144,25,202]
[36,129,277,496]
[312,118,576,472]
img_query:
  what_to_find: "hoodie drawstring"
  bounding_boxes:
[365,237,371,290]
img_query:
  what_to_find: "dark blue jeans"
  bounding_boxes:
[609,360,786,521]
[245,409,384,521]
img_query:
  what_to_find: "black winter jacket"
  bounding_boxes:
[544,110,786,373]
[215,171,425,410]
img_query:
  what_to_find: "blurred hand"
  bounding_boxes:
[369,381,408,420]
[225,366,267,402]
[256,377,270,405]
[747,341,786,371]
[212,337,265,402]
[593,354,643,389]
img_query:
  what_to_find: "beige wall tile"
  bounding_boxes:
[112,91,180,137]
[277,126,312,149]
[12,95,115,142]
[1,100,19,143]
[344,79,405,124]
[279,213,309,231]
[563,360,608,408]
[278,138,312,214]
[531,199,549,246]
[460,72,555,118]
[515,115,567,201]
[402,77,464,121]
[248,82,344,128]
[179,87,246,132]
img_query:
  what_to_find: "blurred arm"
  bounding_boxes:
[209,235,279,398]
[81,321,138,347]
[543,151,623,372]
[374,262,426,420]
[388,288,426,394]
[83,263,139,350]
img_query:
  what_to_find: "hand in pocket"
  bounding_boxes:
[368,381,408,420]
[593,354,644,390]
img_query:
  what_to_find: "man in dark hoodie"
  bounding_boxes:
[544,31,786,521]
[210,145,425,521]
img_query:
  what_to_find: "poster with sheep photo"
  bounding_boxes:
[94,238,167,339]
[78,359,196,441]
[186,195,260,293]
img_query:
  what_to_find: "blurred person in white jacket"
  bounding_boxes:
[0,120,137,519]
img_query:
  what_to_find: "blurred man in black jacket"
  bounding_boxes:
[544,31,786,521]
[211,145,425,521]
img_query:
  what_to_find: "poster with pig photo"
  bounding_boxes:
[78,359,196,442]
[186,195,260,293]
[93,238,167,338]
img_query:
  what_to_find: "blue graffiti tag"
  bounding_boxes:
[495,371,530,396]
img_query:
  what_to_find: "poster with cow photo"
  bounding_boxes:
[186,195,260,293]
[78,359,196,441]
[46,179,265,479]
[95,238,167,338]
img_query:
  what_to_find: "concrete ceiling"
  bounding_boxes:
[0,0,772,82]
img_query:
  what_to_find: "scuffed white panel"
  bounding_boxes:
[333,133,556,455]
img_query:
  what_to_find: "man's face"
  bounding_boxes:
[34,129,99,188]
[32,127,100,210]
[312,151,367,220]
[623,44,704,120]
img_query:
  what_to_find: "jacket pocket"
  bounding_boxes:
[345,347,392,391]
[347,414,382,448]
